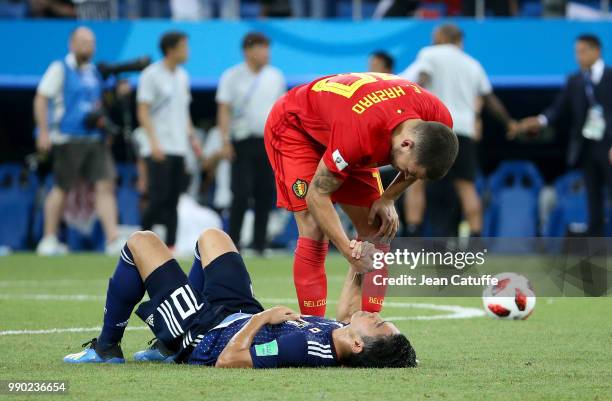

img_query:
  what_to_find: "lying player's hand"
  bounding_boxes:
[368,197,399,243]
[348,239,378,274]
[261,306,301,325]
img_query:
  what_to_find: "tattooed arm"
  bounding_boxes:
[306,160,377,273]
[305,160,352,257]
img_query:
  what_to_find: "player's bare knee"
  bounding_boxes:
[127,230,159,256]
[295,211,325,240]
[198,228,237,267]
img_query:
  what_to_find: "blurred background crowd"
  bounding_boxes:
[0,0,611,256]
[0,0,611,20]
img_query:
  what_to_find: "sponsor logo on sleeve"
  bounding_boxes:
[332,149,348,171]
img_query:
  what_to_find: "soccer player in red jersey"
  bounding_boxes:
[264,72,458,316]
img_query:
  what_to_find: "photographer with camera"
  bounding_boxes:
[34,26,123,256]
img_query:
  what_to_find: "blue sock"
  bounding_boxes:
[98,244,145,346]
[188,243,205,292]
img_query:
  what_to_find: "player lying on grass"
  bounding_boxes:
[64,229,416,368]
[264,72,458,317]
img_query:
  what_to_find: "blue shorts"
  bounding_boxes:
[135,252,264,359]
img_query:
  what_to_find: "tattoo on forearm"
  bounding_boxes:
[312,166,342,195]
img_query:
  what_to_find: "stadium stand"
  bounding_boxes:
[483,161,544,238]
[0,164,38,250]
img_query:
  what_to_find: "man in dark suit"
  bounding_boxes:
[518,34,612,236]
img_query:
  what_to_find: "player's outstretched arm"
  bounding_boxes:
[215,307,300,368]
[306,161,351,255]
[336,256,363,323]
[307,161,379,273]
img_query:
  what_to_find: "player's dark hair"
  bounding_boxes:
[242,31,270,49]
[414,121,458,180]
[371,50,395,72]
[344,334,417,368]
[160,31,187,56]
[577,34,602,50]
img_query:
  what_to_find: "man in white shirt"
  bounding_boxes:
[400,24,515,238]
[216,32,286,254]
[34,26,121,256]
[137,31,200,249]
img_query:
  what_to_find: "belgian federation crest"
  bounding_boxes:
[292,179,308,199]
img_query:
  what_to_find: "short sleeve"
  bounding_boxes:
[37,61,64,98]
[321,123,365,180]
[413,48,435,75]
[184,71,192,103]
[215,70,233,104]
[475,63,492,96]
[137,68,155,104]
[249,332,307,368]
[425,92,453,129]
[276,70,287,98]
[399,61,421,82]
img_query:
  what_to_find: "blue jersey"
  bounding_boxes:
[188,313,346,368]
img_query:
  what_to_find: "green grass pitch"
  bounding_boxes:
[0,253,611,401]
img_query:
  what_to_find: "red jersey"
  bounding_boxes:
[282,72,453,179]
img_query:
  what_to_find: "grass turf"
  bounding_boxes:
[0,253,611,401]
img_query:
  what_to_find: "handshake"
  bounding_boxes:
[506,116,544,139]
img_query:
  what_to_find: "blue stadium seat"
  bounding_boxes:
[336,0,378,18]
[0,1,27,18]
[240,1,261,18]
[31,174,55,245]
[520,1,542,17]
[66,221,105,252]
[544,171,588,236]
[0,164,38,250]
[34,174,106,251]
[483,161,543,240]
[115,163,141,226]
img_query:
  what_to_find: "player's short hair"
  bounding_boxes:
[371,50,395,72]
[344,334,417,368]
[242,32,270,49]
[160,31,187,56]
[414,121,458,180]
[436,23,463,44]
[577,34,602,50]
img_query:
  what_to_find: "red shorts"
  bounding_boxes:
[264,98,383,212]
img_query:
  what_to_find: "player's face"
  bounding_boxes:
[368,56,389,74]
[246,44,270,68]
[70,29,95,63]
[171,39,189,64]
[390,148,427,181]
[349,311,400,338]
[575,41,600,70]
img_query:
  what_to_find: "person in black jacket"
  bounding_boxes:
[518,34,612,236]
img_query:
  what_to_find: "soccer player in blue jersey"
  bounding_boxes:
[63,229,416,368]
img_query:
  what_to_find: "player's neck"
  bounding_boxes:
[331,327,353,362]
[163,58,178,71]
[246,60,264,73]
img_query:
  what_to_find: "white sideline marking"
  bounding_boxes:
[261,298,485,321]
[0,294,484,337]
[0,326,149,336]
[0,294,105,301]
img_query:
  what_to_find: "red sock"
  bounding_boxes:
[362,243,390,312]
[293,237,329,316]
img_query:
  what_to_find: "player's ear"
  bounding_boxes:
[401,138,415,149]
[351,338,365,354]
